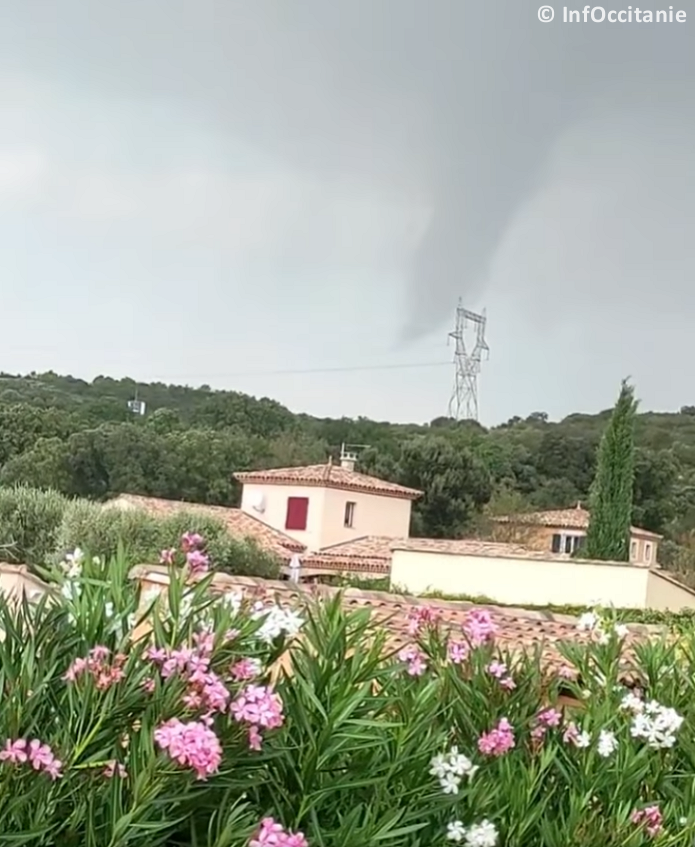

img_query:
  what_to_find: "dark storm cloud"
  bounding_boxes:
[1,0,693,341]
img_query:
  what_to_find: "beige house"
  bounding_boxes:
[492,505,662,566]
[389,538,695,611]
[234,458,422,552]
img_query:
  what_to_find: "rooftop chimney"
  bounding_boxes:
[339,443,358,472]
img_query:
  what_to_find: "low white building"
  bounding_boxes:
[390,538,695,611]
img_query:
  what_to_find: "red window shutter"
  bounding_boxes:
[285,497,309,531]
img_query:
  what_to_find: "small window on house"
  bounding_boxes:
[564,535,583,554]
[645,542,652,563]
[285,497,309,531]
[344,501,356,528]
[630,540,638,561]
[551,534,562,553]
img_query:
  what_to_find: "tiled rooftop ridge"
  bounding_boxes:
[234,462,422,500]
[493,506,662,539]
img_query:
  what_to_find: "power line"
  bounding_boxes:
[2,360,451,385]
[155,361,451,379]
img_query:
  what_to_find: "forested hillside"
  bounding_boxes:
[1,371,695,566]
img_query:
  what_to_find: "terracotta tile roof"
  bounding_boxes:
[233,462,422,501]
[130,565,663,680]
[391,537,544,559]
[390,536,661,569]
[493,506,662,540]
[303,536,394,574]
[105,494,305,559]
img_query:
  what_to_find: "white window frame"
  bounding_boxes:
[344,501,356,528]
[552,533,584,554]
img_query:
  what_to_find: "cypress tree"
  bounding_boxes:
[583,379,638,561]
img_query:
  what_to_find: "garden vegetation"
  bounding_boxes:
[2,536,695,844]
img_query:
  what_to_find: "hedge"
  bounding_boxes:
[0,484,279,579]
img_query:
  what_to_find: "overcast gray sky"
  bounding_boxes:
[1,0,693,425]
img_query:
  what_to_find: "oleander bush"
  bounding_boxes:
[3,536,695,845]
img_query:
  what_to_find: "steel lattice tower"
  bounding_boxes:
[448,301,489,422]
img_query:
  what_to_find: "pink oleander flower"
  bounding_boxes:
[43,757,63,780]
[463,608,498,646]
[160,646,195,678]
[64,646,126,691]
[499,676,516,690]
[231,657,263,682]
[0,738,28,764]
[28,740,55,770]
[447,640,469,664]
[148,640,230,716]
[145,646,168,664]
[397,644,428,676]
[1,738,62,779]
[159,548,176,565]
[563,722,579,744]
[478,718,515,757]
[250,817,309,847]
[537,708,562,728]
[562,721,591,748]
[103,760,127,779]
[558,664,577,680]
[193,630,215,656]
[154,718,222,780]
[406,605,441,636]
[141,677,156,694]
[92,645,111,662]
[185,669,230,714]
[631,805,663,838]
[186,549,210,576]
[486,661,507,678]
[248,725,263,751]
[531,708,562,742]
[231,685,284,731]
[181,531,205,553]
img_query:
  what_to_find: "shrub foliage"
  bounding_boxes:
[2,540,695,844]
[0,484,279,578]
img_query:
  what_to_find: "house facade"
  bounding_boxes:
[491,505,662,566]
[234,458,422,552]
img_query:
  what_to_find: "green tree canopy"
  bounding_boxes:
[0,371,694,553]
[584,380,638,561]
